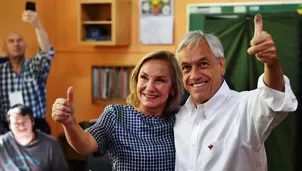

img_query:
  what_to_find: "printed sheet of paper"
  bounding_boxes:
[9,91,24,106]
[140,0,174,44]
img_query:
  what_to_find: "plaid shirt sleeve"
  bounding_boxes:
[85,105,116,157]
[28,47,55,81]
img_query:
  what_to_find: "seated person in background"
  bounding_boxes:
[0,10,55,135]
[52,50,184,170]
[0,104,69,171]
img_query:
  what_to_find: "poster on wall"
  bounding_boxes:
[140,0,174,44]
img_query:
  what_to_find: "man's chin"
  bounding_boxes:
[192,95,209,104]
[10,53,24,59]
[16,130,30,135]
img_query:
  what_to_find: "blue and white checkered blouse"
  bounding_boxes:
[0,48,55,122]
[86,104,176,171]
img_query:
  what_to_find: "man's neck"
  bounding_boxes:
[14,131,36,146]
[9,57,24,74]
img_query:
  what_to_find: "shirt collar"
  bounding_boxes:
[184,80,231,119]
[7,59,27,73]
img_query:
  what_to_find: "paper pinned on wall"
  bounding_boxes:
[139,0,174,45]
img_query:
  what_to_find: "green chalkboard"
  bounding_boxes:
[188,2,302,31]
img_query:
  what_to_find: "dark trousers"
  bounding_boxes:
[0,119,51,135]
[34,118,51,135]
[0,121,9,135]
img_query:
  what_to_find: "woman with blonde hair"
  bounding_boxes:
[52,50,183,171]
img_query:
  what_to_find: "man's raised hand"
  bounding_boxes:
[247,14,277,65]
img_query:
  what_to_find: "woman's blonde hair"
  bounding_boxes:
[126,50,183,115]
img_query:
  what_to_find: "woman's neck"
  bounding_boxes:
[135,106,163,116]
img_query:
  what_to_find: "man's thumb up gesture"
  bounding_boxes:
[22,10,40,28]
[247,14,277,65]
[52,87,76,126]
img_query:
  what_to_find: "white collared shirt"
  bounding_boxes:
[174,74,297,171]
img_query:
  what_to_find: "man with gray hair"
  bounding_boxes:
[173,14,297,171]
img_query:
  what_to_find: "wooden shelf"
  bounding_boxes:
[77,0,130,46]
[82,21,112,24]
[78,0,113,3]
[80,40,114,45]
[92,66,135,104]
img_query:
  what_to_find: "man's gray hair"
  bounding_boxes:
[176,30,224,60]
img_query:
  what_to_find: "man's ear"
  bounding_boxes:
[219,57,226,76]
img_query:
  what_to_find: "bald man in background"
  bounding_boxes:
[0,10,55,135]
